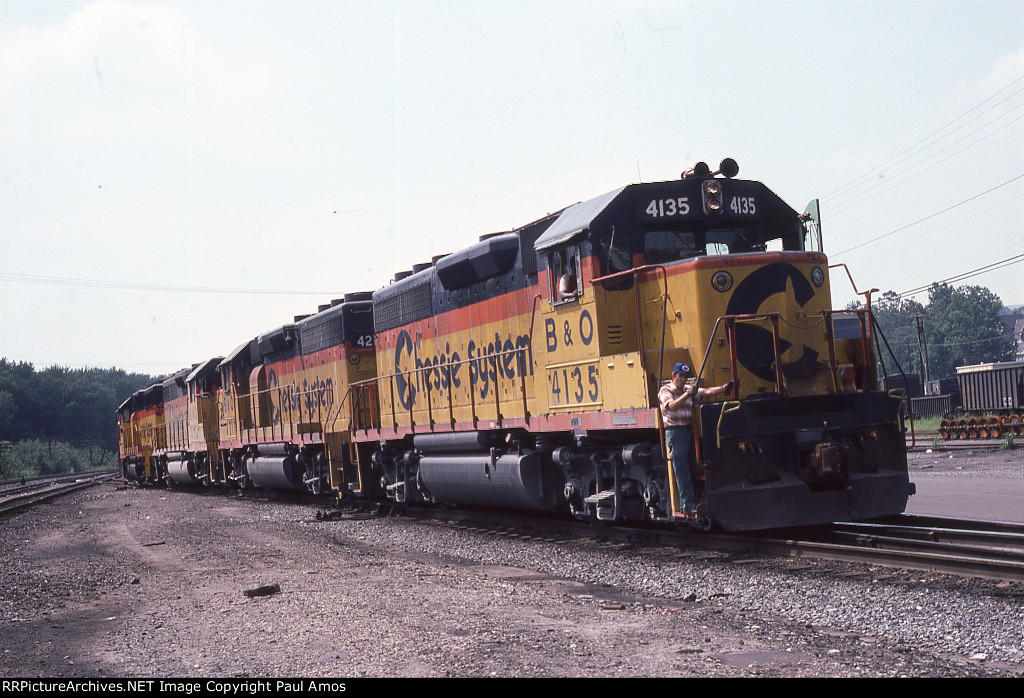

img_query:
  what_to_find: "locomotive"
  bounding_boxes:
[118,159,914,531]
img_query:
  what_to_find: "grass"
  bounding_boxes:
[908,416,943,431]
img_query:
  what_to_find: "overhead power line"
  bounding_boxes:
[833,173,1024,256]
[0,271,339,296]
[843,190,1024,264]
[824,74,1024,202]
[897,332,1016,349]
[926,332,1016,349]
[828,107,1024,218]
[898,251,1024,298]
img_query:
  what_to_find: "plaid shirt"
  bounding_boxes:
[658,381,704,427]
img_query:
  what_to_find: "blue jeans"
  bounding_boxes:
[665,426,696,513]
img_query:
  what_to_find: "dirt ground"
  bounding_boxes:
[907,442,1021,473]
[0,450,1020,678]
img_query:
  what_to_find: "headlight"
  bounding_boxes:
[702,180,724,215]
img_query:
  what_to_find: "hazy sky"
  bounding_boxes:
[2,0,1022,375]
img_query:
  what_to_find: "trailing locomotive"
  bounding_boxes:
[118,159,914,531]
[211,295,376,493]
[118,295,376,491]
[117,383,163,483]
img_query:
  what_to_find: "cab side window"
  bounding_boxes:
[596,227,631,276]
[548,246,580,304]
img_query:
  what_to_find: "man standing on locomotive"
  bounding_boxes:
[659,362,734,519]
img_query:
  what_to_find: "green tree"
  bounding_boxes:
[849,291,926,377]
[850,284,1015,382]
[0,390,16,435]
[923,283,1015,379]
[0,358,155,476]
[0,359,43,442]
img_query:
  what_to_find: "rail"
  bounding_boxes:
[0,471,116,518]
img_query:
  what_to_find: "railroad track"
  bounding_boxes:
[353,503,1024,583]
[0,471,117,518]
[115,480,1024,583]
[748,514,1024,583]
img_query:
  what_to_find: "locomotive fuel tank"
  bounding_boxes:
[248,443,307,492]
[418,451,558,511]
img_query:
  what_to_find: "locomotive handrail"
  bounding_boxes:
[348,344,531,435]
[715,401,742,449]
[823,308,879,392]
[526,292,542,422]
[823,309,841,392]
[829,262,879,312]
[693,308,885,463]
[161,414,189,452]
[698,308,881,401]
[696,313,780,399]
[238,382,347,445]
[830,262,882,386]
[864,307,918,449]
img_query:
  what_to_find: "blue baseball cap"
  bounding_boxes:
[672,362,691,375]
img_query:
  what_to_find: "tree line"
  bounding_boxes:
[850,283,1018,381]
[0,359,155,478]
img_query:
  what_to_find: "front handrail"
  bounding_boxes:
[692,308,885,462]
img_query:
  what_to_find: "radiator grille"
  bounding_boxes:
[374,279,433,333]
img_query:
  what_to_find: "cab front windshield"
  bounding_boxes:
[643,227,767,264]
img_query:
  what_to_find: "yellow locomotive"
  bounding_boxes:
[347,159,913,529]
[117,382,164,483]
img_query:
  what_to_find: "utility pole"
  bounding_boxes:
[915,315,931,382]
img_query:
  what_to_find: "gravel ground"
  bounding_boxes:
[1,449,1022,678]
[909,444,1023,478]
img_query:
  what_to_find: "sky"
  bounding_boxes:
[1,0,1022,376]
